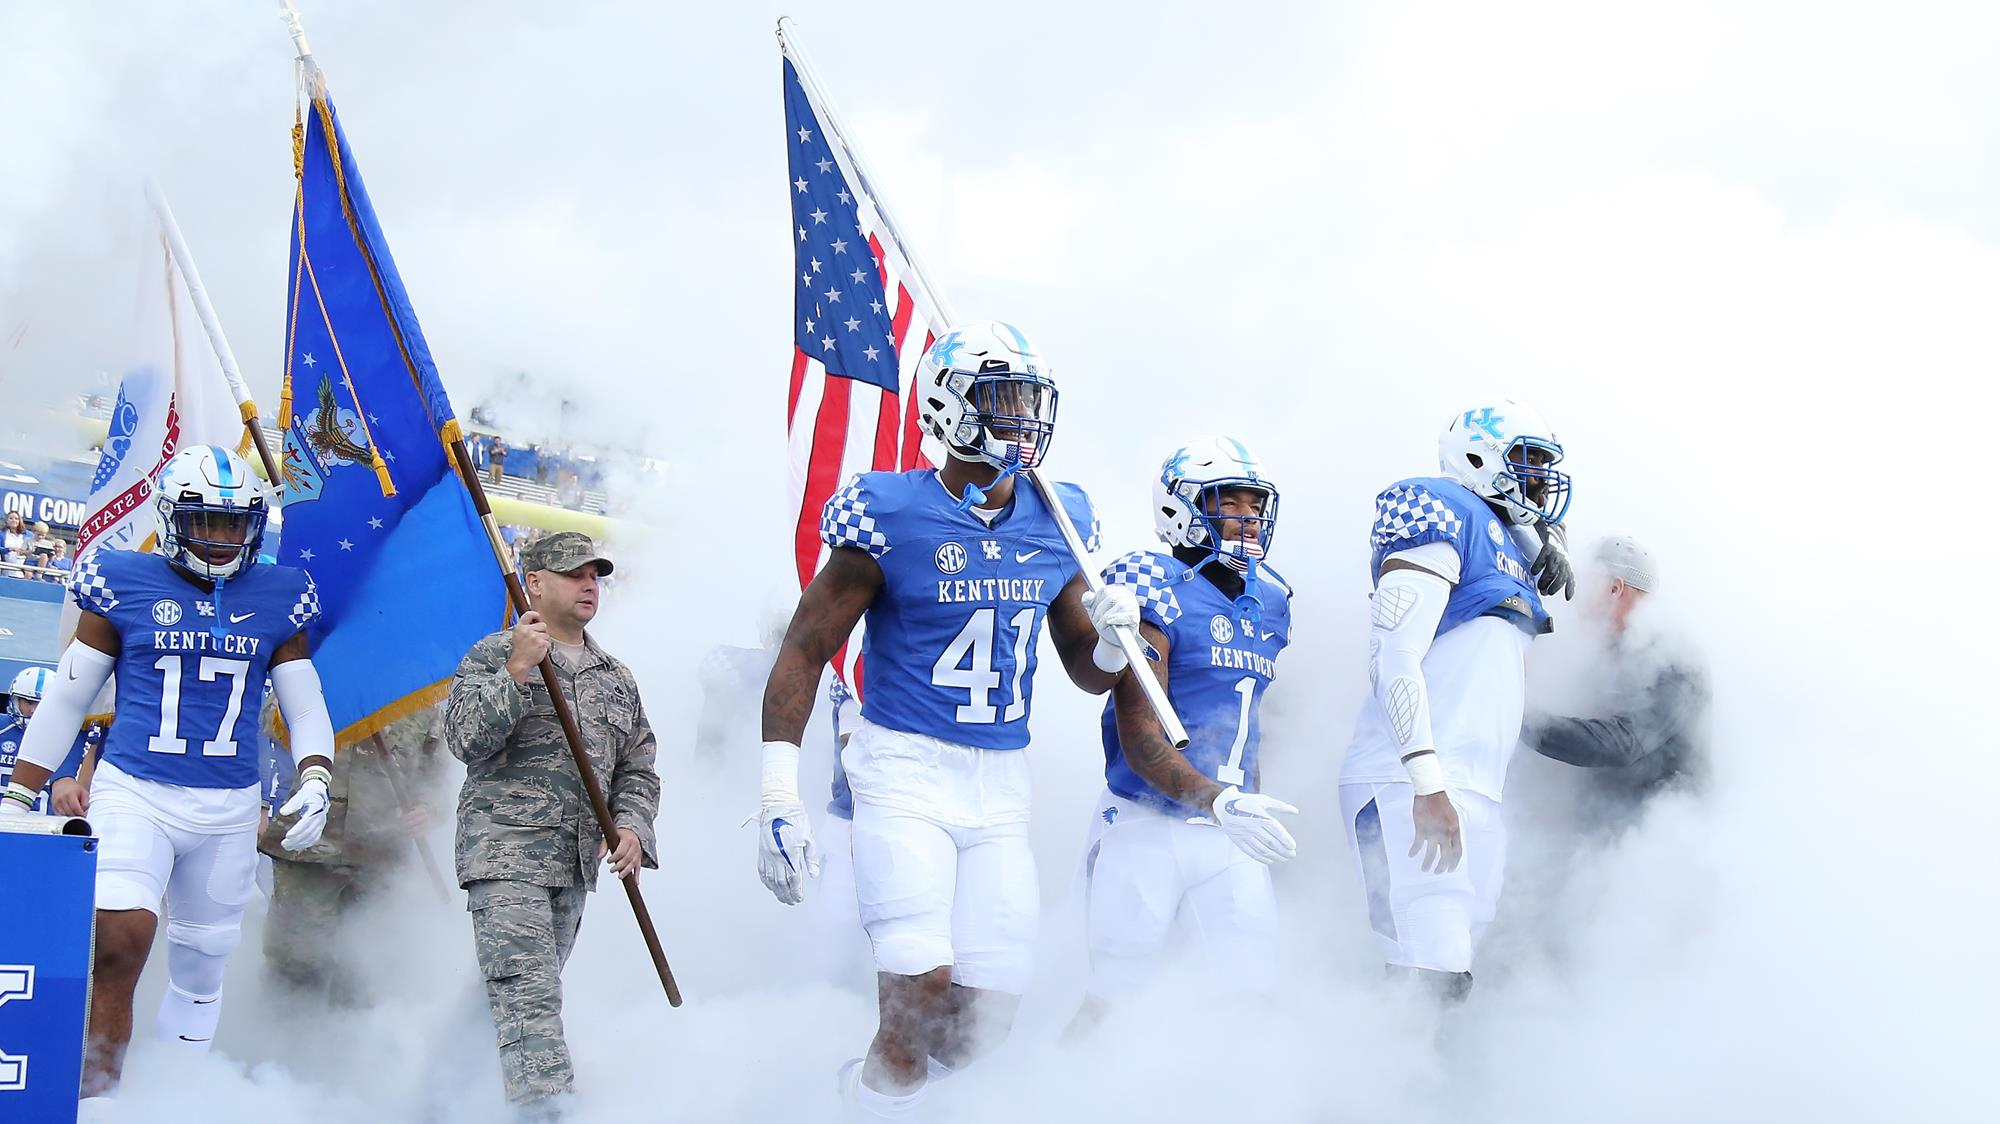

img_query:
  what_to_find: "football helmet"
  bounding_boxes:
[1154,436,1279,565]
[916,320,1059,475]
[154,445,270,581]
[1438,402,1571,526]
[7,667,48,721]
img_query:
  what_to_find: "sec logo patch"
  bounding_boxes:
[1210,614,1234,643]
[1487,520,1505,547]
[152,600,184,627]
[934,542,968,575]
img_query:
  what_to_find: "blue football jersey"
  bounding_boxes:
[1369,477,1548,636]
[1099,553,1293,809]
[69,549,321,790]
[826,675,854,820]
[0,718,104,812]
[820,469,1100,751]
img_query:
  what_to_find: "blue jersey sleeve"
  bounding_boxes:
[1101,551,1184,630]
[67,550,121,616]
[282,569,323,635]
[1371,481,1467,558]
[1049,481,1101,552]
[819,474,896,559]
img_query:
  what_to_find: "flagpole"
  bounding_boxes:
[281,0,680,1005]
[775,18,1190,748]
[146,181,283,486]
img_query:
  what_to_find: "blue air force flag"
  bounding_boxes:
[279,73,505,744]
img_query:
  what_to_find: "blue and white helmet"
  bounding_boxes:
[916,320,1059,472]
[153,445,270,581]
[1438,402,1571,526]
[1154,436,1279,564]
[7,667,49,721]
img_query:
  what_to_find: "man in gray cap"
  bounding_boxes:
[1524,536,1710,823]
[447,531,660,1119]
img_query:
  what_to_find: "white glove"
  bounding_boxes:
[1081,585,1141,673]
[757,741,820,905]
[278,768,331,851]
[1202,785,1300,864]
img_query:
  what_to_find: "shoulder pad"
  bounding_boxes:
[67,549,122,616]
[1372,479,1468,556]
[1048,481,1101,553]
[819,471,914,559]
[1101,550,1184,627]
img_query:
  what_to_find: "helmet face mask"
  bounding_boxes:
[1155,436,1280,568]
[961,371,1058,468]
[153,446,270,581]
[1188,482,1278,563]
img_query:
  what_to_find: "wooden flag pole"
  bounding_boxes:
[367,732,451,903]
[447,438,683,1007]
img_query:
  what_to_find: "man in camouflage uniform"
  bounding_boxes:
[447,531,660,1118]
[260,699,448,1004]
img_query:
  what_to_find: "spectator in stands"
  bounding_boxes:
[1,512,29,567]
[488,437,508,484]
[43,538,72,582]
[28,522,58,570]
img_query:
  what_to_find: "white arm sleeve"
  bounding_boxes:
[271,660,335,766]
[16,643,116,772]
[1369,564,1452,794]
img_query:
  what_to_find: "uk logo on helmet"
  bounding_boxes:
[935,542,968,575]
[152,600,184,627]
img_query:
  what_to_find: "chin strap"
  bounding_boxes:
[1214,541,1267,624]
[954,446,1026,511]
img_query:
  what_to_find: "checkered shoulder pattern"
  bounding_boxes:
[67,550,118,616]
[1052,481,1101,553]
[286,571,322,633]
[1101,551,1183,628]
[819,475,891,559]
[1371,483,1464,555]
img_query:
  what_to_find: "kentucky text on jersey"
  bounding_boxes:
[68,548,321,790]
[935,578,1048,604]
[1100,550,1294,809]
[820,468,1100,751]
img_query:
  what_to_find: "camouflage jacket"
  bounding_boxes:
[447,629,660,889]
[260,703,448,867]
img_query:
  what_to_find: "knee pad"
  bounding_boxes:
[165,917,241,996]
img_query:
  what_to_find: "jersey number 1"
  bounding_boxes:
[932,607,1037,724]
[147,655,252,757]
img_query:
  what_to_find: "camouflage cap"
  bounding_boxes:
[521,531,615,576]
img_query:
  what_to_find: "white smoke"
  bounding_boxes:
[5,0,1996,1120]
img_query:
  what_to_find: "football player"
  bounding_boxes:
[0,446,336,1106]
[0,666,102,813]
[756,321,1138,1119]
[1073,437,1299,1026]
[1338,403,1574,1002]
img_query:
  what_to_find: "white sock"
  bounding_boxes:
[155,981,222,1052]
[854,1073,925,1120]
[77,1096,120,1122]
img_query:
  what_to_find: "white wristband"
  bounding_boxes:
[1403,750,1447,797]
[760,740,803,811]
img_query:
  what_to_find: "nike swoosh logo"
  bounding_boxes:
[192,997,218,1005]
[770,818,796,872]
[1261,631,1278,641]
[1015,549,1044,562]
[230,612,256,623]
[1222,798,1243,816]
[177,1035,212,1042]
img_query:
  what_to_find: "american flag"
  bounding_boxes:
[782,55,936,690]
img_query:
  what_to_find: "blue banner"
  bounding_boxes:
[0,828,96,1123]
[278,79,507,744]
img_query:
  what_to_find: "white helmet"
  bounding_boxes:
[1154,436,1279,564]
[1438,402,1572,526]
[153,445,271,581]
[916,320,1059,472]
[8,666,50,721]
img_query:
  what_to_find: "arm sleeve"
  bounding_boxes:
[1369,565,1452,770]
[271,660,335,766]
[609,697,661,870]
[16,643,115,773]
[446,639,526,765]
[1525,713,1650,768]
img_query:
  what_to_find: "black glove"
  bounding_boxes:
[1531,521,1575,601]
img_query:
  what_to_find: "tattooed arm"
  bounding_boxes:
[761,547,883,745]
[1108,621,1218,812]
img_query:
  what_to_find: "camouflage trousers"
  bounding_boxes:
[264,859,382,1006]
[467,879,588,1105]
